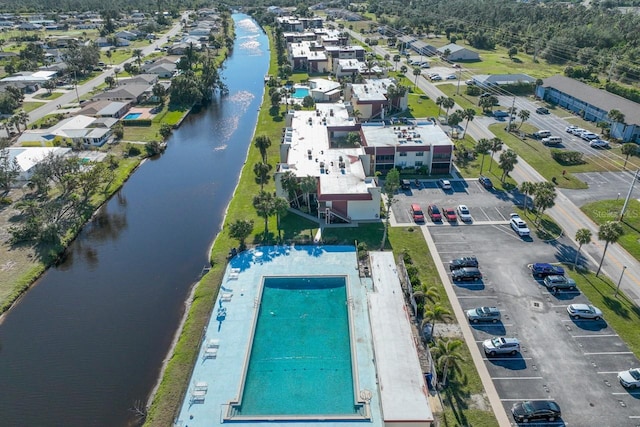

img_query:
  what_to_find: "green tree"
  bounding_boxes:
[422,303,453,339]
[400,65,407,75]
[442,97,455,118]
[253,162,272,189]
[0,139,20,191]
[431,337,465,388]
[508,46,518,59]
[104,76,115,88]
[596,221,624,277]
[474,138,492,174]
[43,79,57,94]
[461,108,475,138]
[607,108,625,124]
[488,137,503,172]
[254,135,272,163]
[273,196,289,238]
[299,175,317,211]
[229,219,254,250]
[280,171,299,208]
[302,95,315,109]
[380,168,400,250]
[621,143,638,169]
[435,96,446,116]
[499,149,518,182]
[253,190,276,241]
[519,181,536,212]
[574,228,592,268]
[159,123,172,139]
[532,181,557,224]
[392,54,401,71]
[517,109,530,130]
[412,66,421,88]
[132,48,144,68]
[447,110,464,128]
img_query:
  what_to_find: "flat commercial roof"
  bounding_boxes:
[368,251,433,423]
[361,122,452,148]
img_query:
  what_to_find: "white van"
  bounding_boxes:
[534,130,552,139]
[542,136,562,146]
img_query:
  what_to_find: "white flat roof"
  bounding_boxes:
[362,122,452,148]
[283,103,375,196]
[368,251,433,423]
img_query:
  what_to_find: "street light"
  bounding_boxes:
[620,169,640,221]
[614,265,627,297]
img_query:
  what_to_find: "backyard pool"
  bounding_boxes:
[123,112,142,120]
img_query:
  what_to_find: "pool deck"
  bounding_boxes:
[174,245,384,427]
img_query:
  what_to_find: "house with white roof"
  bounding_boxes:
[344,78,408,121]
[17,115,116,147]
[275,103,381,223]
[306,78,342,102]
[7,147,71,181]
[288,41,329,73]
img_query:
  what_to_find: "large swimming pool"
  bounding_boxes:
[235,276,358,417]
[123,112,142,120]
[291,87,310,99]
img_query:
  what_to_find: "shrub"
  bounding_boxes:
[122,119,152,127]
[0,197,12,205]
[551,149,584,165]
[126,144,142,156]
[466,85,481,96]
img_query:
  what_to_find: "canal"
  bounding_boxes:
[0,14,269,427]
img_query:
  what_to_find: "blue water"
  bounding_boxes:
[238,276,357,416]
[292,87,310,99]
[123,112,141,120]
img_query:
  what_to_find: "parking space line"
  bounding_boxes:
[478,207,492,221]
[494,207,506,220]
[572,334,619,338]
[597,371,619,374]
[492,377,543,380]
[584,351,633,355]
[483,357,533,361]
[550,304,567,308]
[612,392,640,396]
[499,398,553,402]
[629,415,640,418]
[457,295,497,298]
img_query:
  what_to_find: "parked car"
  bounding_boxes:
[410,203,425,223]
[451,267,482,281]
[420,62,430,68]
[531,263,565,278]
[570,127,585,136]
[401,179,411,190]
[446,74,457,80]
[543,275,577,292]
[430,74,442,81]
[493,110,509,118]
[590,139,610,149]
[581,131,599,141]
[542,136,562,146]
[567,303,602,320]
[565,125,578,133]
[427,204,442,221]
[465,79,475,85]
[535,107,550,114]
[480,92,492,98]
[439,179,452,190]
[483,337,520,356]
[533,130,551,139]
[511,400,561,423]
[509,213,530,237]
[449,256,479,270]
[618,368,640,389]
[466,306,501,323]
[444,207,457,222]
[457,204,472,222]
[479,175,493,189]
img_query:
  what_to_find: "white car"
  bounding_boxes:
[509,213,530,237]
[618,368,640,389]
[430,74,442,81]
[581,131,599,141]
[590,139,610,149]
[439,179,452,190]
[446,74,457,80]
[571,127,586,136]
[565,125,578,133]
[457,205,472,222]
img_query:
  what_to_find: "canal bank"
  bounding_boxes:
[0,14,269,427]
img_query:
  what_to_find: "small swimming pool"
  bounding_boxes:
[234,276,359,418]
[123,112,142,120]
[292,87,310,99]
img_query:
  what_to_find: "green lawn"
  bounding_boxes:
[437,84,482,115]
[581,199,640,262]
[453,136,518,191]
[22,102,46,113]
[34,92,63,100]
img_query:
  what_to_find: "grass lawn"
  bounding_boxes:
[34,91,63,100]
[453,136,518,191]
[512,207,563,241]
[437,83,482,115]
[489,124,591,189]
[581,199,640,262]
[22,101,46,113]
[569,267,640,357]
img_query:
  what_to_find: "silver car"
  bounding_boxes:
[466,306,501,323]
[483,337,520,356]
[567,303,603,320]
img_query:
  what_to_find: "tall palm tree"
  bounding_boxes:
[392,54,401,71]
[435,96,446,116]
[517,109,530,130]
[474,138,492,174]
[412,66,421,88]
[442,97,455,118]
[228,219,254,250]
[273,196,289,239]
[253,162,272,189]
[431,338,465,387]
[254,135,272,163]
[422,303,453,338]
[519,181,535,212]
[461,108,475,138]
[280,171,299,208]
[596,221,624,276]
[299,175,317,212]
[252,190,276,241]
[132,48,143,67]
[499,149,518,182]
[621,143,638,169]
[412,286,440,317]
[488,137,503,172]
[574,228,592,268]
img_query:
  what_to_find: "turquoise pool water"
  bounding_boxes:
[237,276,357,416]
[292,87,309,99]
[123,112,142,120]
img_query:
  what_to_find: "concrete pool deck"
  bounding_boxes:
[174,245,385,427]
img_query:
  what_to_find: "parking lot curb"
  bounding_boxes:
[420,225,512,427]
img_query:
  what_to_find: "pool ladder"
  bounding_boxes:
[346,297,354,308]
[254,297,260,308]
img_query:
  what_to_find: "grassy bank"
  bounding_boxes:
[581,199,640,262]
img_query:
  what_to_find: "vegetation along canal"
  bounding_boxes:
[0,14,268,427]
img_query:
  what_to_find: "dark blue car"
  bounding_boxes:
[531,263,565,278]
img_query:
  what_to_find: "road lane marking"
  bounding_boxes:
[597,371,620,374]
[492,377,543,380]
[584,351,633,355]
[572,334,619,338]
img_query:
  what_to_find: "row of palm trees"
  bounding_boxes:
[1,109,30,136]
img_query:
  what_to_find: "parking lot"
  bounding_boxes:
[427,222,640,426]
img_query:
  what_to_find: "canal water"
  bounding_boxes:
[0,14,268,427]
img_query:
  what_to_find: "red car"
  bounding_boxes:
[444,208,457,222]
[427,205,442,222]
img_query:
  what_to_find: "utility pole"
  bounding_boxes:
[456,69,461,95]
[73,70,80,106]
[620,168,640,221]
[607,55,618,82]
[506,96,516,132]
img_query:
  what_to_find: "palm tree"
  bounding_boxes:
[132,48,143,67]
[532,181,557,224]
[574,228,592,268]
[596,221,624,276]
[517,109,530,130]
[607,109,625,125]
[488,137,503,172]
[380,168,400,250]
[442,97,455,118]
[253,190,276,241]
[621,143,638,169]
[253,162,272,189]
[273,196,289,239]
[412,67,421,88]
[499,149,518,182]
[14,110,30,132]
[474,138,492,174]
[519,181,536,212]
[422,303,453,338]
[431,337,465,387]
[280,171,299,208]
[254,135,272,163]
[392,54,401,71]
[299,175,317,212]
[412,286,440,316]
[399,65,407,75]
[461,108,475,138]
[228,219,254,250]
[435,96,446,116]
